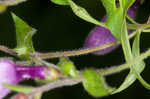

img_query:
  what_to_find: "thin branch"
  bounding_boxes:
[30,54,61,70]
[126,15,138,24]
[27,48,150,96]
[0,45,18,56]
[142,28,150,32]
[28,64,129,96]
[31,31,136,59]
[32,41,118,59]
[28,77,83,96]
[0,30,136,59]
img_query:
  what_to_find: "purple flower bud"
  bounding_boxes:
[15,65,46,81]
[0,59,60,99]
[0,60,18,99]
[84,0,140,55]
[15,65,60,82]
[84,26,117,55]
[127,0,140,19]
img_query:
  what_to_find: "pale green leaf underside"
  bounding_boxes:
[51,0,69,5]
[3,83,34,94]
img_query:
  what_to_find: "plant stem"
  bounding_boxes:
[128,23,150,30]
[33,41,118,59]
[28,77,83,96]
[100,48,150,76]
[32,31,136,59]
[97,65,129,76]
[28,47,150,95]
[121,20,133,61]
[142,28,150,32]
[0,31,136,59]
[0,45,17,56]
[126,15,138,24]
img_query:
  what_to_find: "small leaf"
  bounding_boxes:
[119,0,136,11]
[100,0,136,40]
[101,0,116,14]
[12,13,36,58]
[51,0,69,5]
[3,83,34,94]
[113,29,145,94]
[82,69,114,97]
[100,0,124,40]
[112,20,133,94]
[131,30,150,90]
[58,57,79,78]
[132,30,141,57]
[15,46,30,57]
[68,0,106,28]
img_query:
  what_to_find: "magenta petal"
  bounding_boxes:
[84,26,118,55]
[127,0,140,19]
[0,60,18,99]
[15,65,45,81]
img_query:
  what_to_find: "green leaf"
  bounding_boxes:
[132,30,141,57]
[119,0,135,11]
[3,83,34,94]
[100,0,136,40]
[12,13,36,58]
[51,0,69,5]
[105,9,124,40]
[112,29,145,94]
[67,0,106,28]
[82,69,114,97]
[131,30,150,90]
[112,19,133,94]
[101,0,116,15]
[58,57,79,78]
[111,0,145,93]
[100,0,124,40]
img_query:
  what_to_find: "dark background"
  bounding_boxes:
[0,0,150,98]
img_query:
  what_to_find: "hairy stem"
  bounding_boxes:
[32,31,136,59]
[0,31,137,59]
[28,47,150,95]
[0,45,17,56]
[28,77,83,96]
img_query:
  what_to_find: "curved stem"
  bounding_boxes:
[32,31,136,59]
[33,41,118,59]
[126,15,138,24]
[0,45,17,56]
[28,47,150,95]
[28,77,83,96]
[0,31,136,59]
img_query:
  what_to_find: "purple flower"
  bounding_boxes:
[15,65,46,81]
[0,60,18,99]
[84,0,140,55]
[0,59,59,99]
[84,25,118,55]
